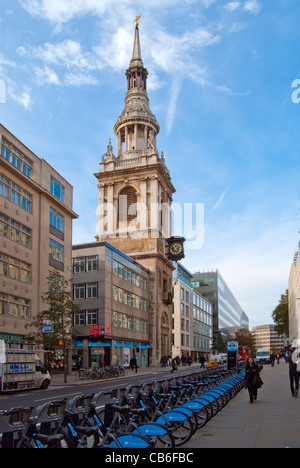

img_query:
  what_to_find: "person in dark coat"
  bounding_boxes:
[245,357,262,403]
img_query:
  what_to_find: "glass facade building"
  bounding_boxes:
[191,270,249,337]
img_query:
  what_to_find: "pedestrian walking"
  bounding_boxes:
[170,358,177,373]
[270,353,275,367]
[287,348,299,398]
[245,357,263,403]
[199,356,206,369]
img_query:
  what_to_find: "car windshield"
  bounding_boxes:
[257,352,269,357]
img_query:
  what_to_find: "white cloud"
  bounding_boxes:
[8,86,32,109]
[243,0,262,14]
[224,2,241,12]
[35,65,60,85]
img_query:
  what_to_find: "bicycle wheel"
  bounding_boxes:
[156,413,194,447]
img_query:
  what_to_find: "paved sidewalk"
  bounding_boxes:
[184,361,300,448]
[49,363,198,386]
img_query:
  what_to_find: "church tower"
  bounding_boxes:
[94,19,176,365]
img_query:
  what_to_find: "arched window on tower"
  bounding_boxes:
[118,186,137,225]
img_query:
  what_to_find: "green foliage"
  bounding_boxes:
[272,289,289,336]
[26,271,79,382]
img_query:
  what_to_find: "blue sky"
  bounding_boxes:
[1,0,300,328]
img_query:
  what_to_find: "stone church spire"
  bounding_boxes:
[112,22,160,161]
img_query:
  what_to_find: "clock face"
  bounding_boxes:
[169,242,183,256]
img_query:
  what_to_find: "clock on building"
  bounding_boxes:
[166,236,185,261]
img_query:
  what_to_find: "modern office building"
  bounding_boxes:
[191,270,249,337]
[72,242,151,368]
[0,123,78,341]
[251,324,287,352]
[172,263,213,361]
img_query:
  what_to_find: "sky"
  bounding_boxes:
[1,0,300,328]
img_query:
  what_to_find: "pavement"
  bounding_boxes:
[50,361,300,449]
[49,363,182,386]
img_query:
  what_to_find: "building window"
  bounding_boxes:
[72,256,98,273]
[112,285,147,311]
[49,239,64,263]
[86,309,98,325]
[1,138,32,178]
[73,257,85,273]
[86,282,98,298]
[118,186,137,224]
[113,259,147,290]
[50,208,64,232]
[86,256,97,272]
[73,283,98,300]
[0,253,31,284]
[0,175,32,213]
[50,176,64,203]
[0,175,9,199]
[112,311,147,332]
[0,294,31,318]
[74,311,85,326]
[0,214,32,248]
[74,284,85,300]
[73,310,98,326]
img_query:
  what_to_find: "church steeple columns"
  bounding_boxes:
[114,24,160,160]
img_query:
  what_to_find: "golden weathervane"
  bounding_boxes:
[134,14,142,27]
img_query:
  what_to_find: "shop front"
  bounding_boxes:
[72,339,150,369]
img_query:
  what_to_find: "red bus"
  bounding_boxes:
[238,346,250,361]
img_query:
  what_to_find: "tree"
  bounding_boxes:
[26,271,79,383]
[212,332,228,353]
[233,327,255,354]
[272,290,289,337]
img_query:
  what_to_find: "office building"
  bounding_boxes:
[72,241,151,368]
[251,324,286,352]
[191,270,249,337]
[172,263,213,361]
[0,123,78,341]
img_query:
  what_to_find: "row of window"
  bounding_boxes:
[73,256,98,273]
[0,253,31,284]
[193,292,212,314]
[112,286,148,312]
[0,175,32,213]
[113,260,147,291]
[112,311,147,333]
[0,213,32,248]
[0,293,31,318]
[193,307,213,326]
[193,335,212,350]
[74,309,98,326]
[1,139,32,178]
[73,282,98,300]
[1,137,66,206]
